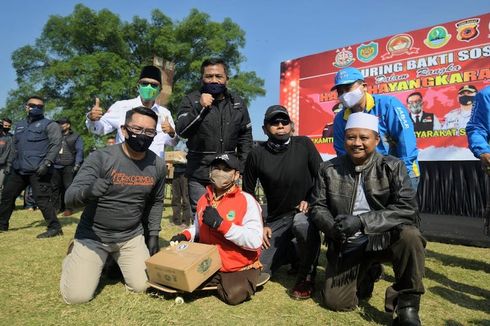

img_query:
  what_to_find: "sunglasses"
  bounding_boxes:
[269,118,291,126]
[26,103,44,110]
[139,82,160,89]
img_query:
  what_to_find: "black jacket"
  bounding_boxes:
[309,152,419,251]
[175,90,252,181]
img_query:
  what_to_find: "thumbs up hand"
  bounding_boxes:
[88,97,104,121]
[161,116,175,137]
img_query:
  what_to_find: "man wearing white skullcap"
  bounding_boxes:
[309,111,426,325]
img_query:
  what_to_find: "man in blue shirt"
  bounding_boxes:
[332,67,420,190]
[466,85,490,235]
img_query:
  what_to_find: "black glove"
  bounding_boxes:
[36,162,51,177]
[83,177,112,200]
[3,165,11,175]
[170,234,187,243]
[147,235,160,256]
[73,164,81,173]
[202,206,223,229]
[334,214,362,238]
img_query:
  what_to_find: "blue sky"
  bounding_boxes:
[0,1,488,140]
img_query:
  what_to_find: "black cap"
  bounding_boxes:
[139,65,162,84]
[57,117,70,125]
[458,85,477,94]
[263,105,290,124]
[210,153,240,170]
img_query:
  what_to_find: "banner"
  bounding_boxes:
[280,13,490,161]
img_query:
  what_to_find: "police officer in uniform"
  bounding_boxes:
[0,96,63,238]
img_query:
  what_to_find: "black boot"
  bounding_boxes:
[393,294,421,326]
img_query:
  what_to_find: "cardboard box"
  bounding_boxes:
[165,151,187,164]
[145,242,222,292]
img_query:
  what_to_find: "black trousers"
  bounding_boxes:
[321,225,426,311]
[52,166,75,211]
[171,172,192,225]
[0,170,61,231]
[260,212,321,281]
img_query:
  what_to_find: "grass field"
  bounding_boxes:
[0,201,489,325]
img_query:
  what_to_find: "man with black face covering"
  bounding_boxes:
[0,96,63,238]
[175,58,253,214]
[443,85,478,132]
[243,105,323,300]
[61,106,166,304]
[0,121,13,202]
[2,118,13,136]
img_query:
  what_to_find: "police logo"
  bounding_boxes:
[332,47,355,68]
[424,26,452,49]
[357,42,378,63]
[381,34,419,60]
[226,210,236,221]
[455,18,480,42]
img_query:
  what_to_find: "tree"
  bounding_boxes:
[2,4,265,150]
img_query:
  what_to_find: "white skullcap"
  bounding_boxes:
[345,112,379,132]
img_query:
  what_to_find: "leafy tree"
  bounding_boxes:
[2,4,265,151]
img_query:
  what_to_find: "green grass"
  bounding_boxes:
[0,201,489,325]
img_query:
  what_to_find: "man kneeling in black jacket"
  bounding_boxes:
[309,112,426,326]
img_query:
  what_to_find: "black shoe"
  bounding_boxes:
[393,307,421,326]
[393,294,421,326]
[37,228,63,238]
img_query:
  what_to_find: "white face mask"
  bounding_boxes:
[339,86,364,108]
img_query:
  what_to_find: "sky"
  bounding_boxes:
[0,0,488,140]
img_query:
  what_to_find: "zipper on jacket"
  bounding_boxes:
[339,170,362,259]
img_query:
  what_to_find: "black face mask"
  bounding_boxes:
[3,128,10,133]
[125,129,154,152]
[28,107,44,119]
[459,95,475,105]
[202,82,226,96]
[266,136,290,153]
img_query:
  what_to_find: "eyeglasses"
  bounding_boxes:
[125,125,157,137]
[26,103,44,110]
[139,82,160,89]
[269,118,291,126]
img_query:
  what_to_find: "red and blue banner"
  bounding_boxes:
[280,13,490,160]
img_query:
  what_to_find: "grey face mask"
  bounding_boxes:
[209,169,235,190]
[409,103,422,114]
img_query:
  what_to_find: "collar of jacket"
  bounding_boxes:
[27,115,44,124]
[344,151,380,173]
[342,93,375,120]
[204,184,240,205]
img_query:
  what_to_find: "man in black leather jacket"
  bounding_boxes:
[175,58,253,213]
[309,112,426,326]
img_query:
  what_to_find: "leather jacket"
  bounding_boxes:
[175,90,252,181]
[309,152,419,251]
